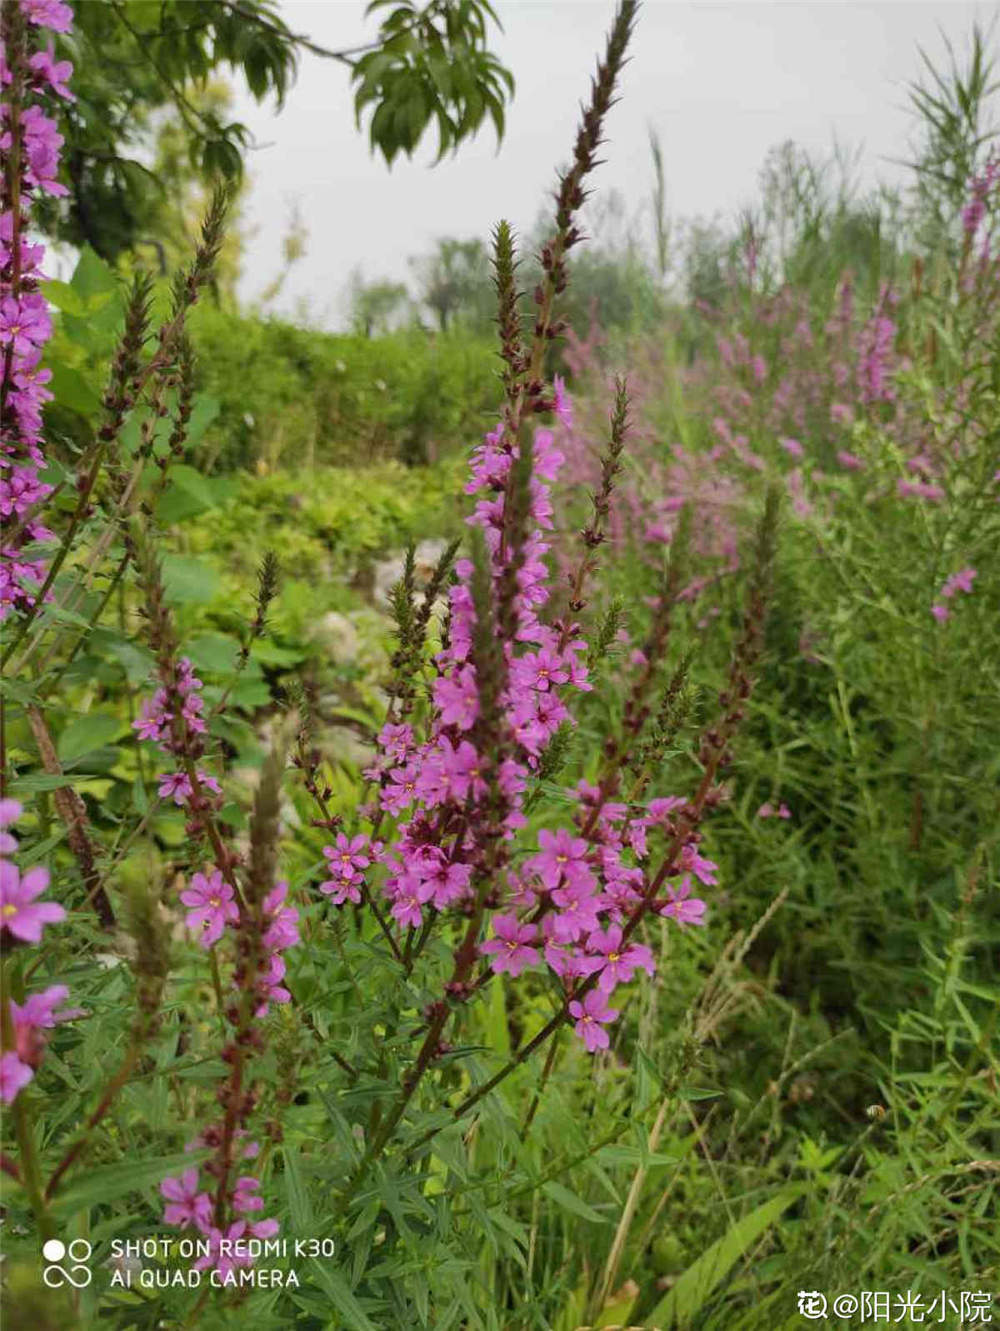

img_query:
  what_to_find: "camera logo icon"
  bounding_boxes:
[42,1238,93,1288]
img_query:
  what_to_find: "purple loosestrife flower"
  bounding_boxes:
[432,664,480,731]
[480,914,539,976]
[192,1219,280,1279]
[254,951,291,1017]
[757,802,791,820]
[324,833,370,876]
[0,798,22,852]
[569,990,619,1053]
[180,870,239,948]
[160,1170,213,1229]
[0,1049,34,1103]
[9,984,80,1068]
[933,567,977,622]
[262,882,300,952]
[320,832,373,905]
[856,287,897,404]
[27,43,73,99]
[231,1176,265,1213]
[0,293,51,356]
[836,450,865,472]
[20,0,73,33]
[898,479,944,502]
[586,923,654,993]
[941,567,977,598]
[0,859,64,942]
[158,769,221,806]
[659,878,707,927]
[530,828,593,892]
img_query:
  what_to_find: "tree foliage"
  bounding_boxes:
[44,0,513,261]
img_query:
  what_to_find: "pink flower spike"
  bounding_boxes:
[897,479,944,502]
[836,450,864,471]
[931,604,950,623]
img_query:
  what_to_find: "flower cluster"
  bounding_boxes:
[0,0,73,620]
[962,150,1000,247]
[0,798,74,1103]
[159,1164,279,1280]
[157,877,298,1272]
[931,566,977,623]
[133,655,223,811]
[856,285,897,406]
[324,380,713,1050]
[757,801,792,820]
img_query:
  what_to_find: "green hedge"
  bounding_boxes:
[187,306,499,471]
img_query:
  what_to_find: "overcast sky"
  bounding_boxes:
[231,1,996,327]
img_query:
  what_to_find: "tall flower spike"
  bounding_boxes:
[0,0,75,620]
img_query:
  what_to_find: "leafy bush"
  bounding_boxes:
[187,306,499,471]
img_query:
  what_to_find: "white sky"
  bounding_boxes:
[231,1,997,327]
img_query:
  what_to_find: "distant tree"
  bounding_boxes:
[348,272,413,336]
[409,237,494,331]
[41,0,514,262]
[681,218,731,311]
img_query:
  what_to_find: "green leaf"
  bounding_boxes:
[484,967,510,1059]
[156,460,226,523]
[184,633,239,675]
[71,246,119,301]
[52,1152,210,1217]
[648,1187,804,1327]
[91,630,156,686]
[161,555,221,605]
[42,280,88,317]
[184,395,221,448]
[57,713,125,763]
[47,361,102,417]
[7,772,99,794]
[284,1145,314,1232]
[307,1261,379,1331]
[541,1181,606,1225]
[250,640,306,667]
[156,465,220,523]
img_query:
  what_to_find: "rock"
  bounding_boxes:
[373,538,449,609]
[310,610,362,665]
